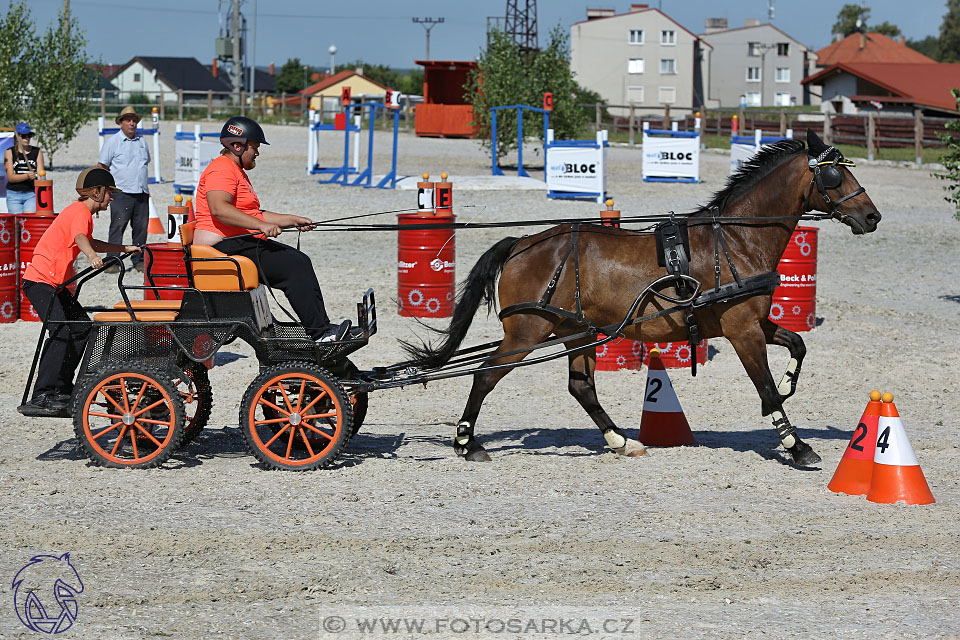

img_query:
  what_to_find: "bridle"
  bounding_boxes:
[804,146,866,228]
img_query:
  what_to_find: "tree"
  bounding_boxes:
[907,35,940,60]
[0,1,36,125]
[873,21,902,37]
[832,3,870,37]
[938,0,960,62]
[934,88,960,220]
[465,25,591,159]
[275,58,313,93]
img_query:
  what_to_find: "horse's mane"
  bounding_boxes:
[692,139,807,215]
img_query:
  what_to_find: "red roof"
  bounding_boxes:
[298,70,388,96]
[815,32,935,66]
[802,62,960,112]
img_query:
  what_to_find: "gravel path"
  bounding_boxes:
[0,121,957,639]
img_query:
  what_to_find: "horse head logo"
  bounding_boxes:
[12,553,84,634]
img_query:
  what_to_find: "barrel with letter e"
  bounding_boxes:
[397,213,455,317]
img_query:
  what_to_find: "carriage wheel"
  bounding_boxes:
[74,364,185,469]
[240,363,352,471]
[176,365,213,446]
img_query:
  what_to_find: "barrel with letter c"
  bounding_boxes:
[769,226,818,331]
[17,214,57,321]
[397,213,455,317]
[0,214,17,322]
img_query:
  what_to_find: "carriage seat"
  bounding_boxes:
[92,310,179,322]
[112,299,181,311]
[180,221,260,291]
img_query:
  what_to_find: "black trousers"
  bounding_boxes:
[108,192,149,265]
[214,236,332,339]
[22,280,91,399]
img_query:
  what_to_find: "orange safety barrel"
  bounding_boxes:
[769,226,817,331]
[0,214,17,322]
[17,214,57,321]
[397,213,455,317]
[143,243,188,300]
[595,335,644,371]
[642,340,707,368]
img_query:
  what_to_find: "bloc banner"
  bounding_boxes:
[730,142,756,175]
[175,138,220,188]
[642,134,700,181]
[546,144,606,195]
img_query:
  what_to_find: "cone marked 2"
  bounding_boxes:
[866,393,934,505]
[637,349,696,446]
[828,390,881,496]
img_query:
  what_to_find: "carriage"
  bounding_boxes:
[19,131,881,471]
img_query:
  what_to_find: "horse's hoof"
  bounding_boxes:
[789,443,821,466]
[464,449,492,462]
[614,439,648,457]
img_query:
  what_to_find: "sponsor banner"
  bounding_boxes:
[730,142,756,174]
[175,138,220,188]
[642,134,700,181]
[546,145,606,195]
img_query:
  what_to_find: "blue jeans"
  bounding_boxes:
[6,189,35,213]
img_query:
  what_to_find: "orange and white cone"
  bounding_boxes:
[828,390,881,496]
[866,393,934,505]
[147,193,165,234]
[637,348,696,446]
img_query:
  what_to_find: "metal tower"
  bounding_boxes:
[504,0,538,53]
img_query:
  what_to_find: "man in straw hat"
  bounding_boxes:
[97,105,150,273]
[18,168,140,417]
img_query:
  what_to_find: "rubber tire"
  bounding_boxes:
[178,365,213,446]
[239,362,352,471]
[74,364,185,469]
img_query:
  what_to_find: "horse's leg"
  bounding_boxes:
[725,324,821,466]
[454,315,558,462]
[565,338,647,457]
[761,318,806,401]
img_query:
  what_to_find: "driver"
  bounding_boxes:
[194,116,353,343]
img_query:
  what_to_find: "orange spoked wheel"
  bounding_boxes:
[240,363,352,471]
[73,364,185,469]
[175,364,213,446]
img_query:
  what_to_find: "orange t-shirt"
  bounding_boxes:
[22,201,93,287]
[195,154,264,237]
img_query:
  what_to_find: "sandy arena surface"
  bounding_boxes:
[1,121,958,639]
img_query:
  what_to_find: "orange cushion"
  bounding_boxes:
[93,310,180,322]
[112,300,182,310]
[188,244,259,291]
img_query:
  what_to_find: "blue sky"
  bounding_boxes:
[24,0,944,71]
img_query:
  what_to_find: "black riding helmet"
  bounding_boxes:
[220,116,270,150]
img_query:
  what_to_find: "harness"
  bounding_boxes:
[804,146,865,230]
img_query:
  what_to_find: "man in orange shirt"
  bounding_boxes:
[195,116,353,343]
[19,168,141,417]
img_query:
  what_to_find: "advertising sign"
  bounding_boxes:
[545,130,607,203]
[175,137,220,190]
[642,130,700,182]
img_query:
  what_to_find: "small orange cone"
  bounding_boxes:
[828,390,882,496]
[186,196,195,222]
[637,348,696,446]
[866,393,934,505]
[147,193,165,234]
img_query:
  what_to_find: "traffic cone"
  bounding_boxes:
[866,393,934,505]
[186,196,195,222]
[828,391,881,496]
[147,193,165,234]
[637,348,696,446]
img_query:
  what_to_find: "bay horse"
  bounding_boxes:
[405,130,880,466]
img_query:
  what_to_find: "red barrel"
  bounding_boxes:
[17,214,57,322]
[397,213,455,317]
[143,243,188,300]
[643,340,707,368]
[769,226,817,332]
[0,214,17,322]
[595,335,644,371]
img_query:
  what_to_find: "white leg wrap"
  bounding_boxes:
[455,421,472,446]
[604,429,626,450]
[777,358,799,396]
[772,410,796,448]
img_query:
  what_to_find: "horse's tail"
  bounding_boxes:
[401,236,521,368]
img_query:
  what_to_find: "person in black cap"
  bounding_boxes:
[193,115,357,343]
[18,167,141,417]
[3,122,45,213]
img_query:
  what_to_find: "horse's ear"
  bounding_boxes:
[806,129,826,155]
[59,552,71,561]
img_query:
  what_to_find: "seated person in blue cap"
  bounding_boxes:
[3,123,45,213]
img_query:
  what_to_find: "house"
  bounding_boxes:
[284,69,389,116]
[110,56,231,101]
[815,32,936,67]
[700,19,817,107]
[802,62,960,115]
[569,4,711,116]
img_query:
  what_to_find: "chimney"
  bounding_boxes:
[630,4,649,12]
[859,32,866,49]
[269,62,275,76]
[212,58,218,78]
[900,35,905,44]
[744,18,760,27]
[586,8,615,19]
[704,18,728,34]
[355,66,363,76]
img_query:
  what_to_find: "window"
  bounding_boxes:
[660,58,676,74]
[775,92,792,107]
[627,85,645,103]
[628,58,645,74]
[746,91,761,106]
[777,42,790,56]
[748,42,760,57]
[658,86,676,103]
[776,67,790,83]
[661,29,675,45]
[629,29,644,44]
[746,67,761,82]
[133,72,141,82]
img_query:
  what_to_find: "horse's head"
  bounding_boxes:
[804,129,881,235]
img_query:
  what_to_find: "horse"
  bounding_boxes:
[403,130,881,466]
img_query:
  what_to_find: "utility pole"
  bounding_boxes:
[233,0,241,105]
[248,0,257,102]
[412,17,444,60]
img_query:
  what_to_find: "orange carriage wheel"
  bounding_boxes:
[175,364,213,446]
[73,364,185,469]
[239,363,352,471]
